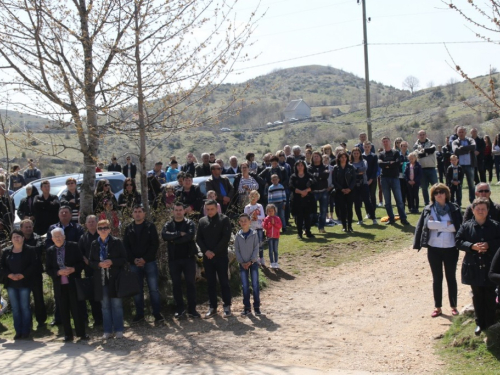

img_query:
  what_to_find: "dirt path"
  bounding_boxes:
[2,246,468,374]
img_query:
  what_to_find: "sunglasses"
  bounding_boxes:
[125,184,133,186]
[433,190,446,196]
[104,184,110,187]
[97,227,110,231]
[477,190,490,193]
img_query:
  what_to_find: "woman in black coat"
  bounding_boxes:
[332,151,356,232]
[117,178,142,218]
[89,219,127,339]
[17,184,39,221]
[456,197,500,335]
[46,227,87,341]
[289,160,315,239]
[0,230,36,339]
[413,183,462,318]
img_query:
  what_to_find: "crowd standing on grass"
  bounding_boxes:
[2,127,500,340]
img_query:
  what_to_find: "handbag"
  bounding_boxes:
[115,264,140,298]
[75,277,94,301]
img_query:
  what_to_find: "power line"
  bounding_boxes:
[370,40,498,45]
[233,44,363,71]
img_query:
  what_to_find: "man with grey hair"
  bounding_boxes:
[286,145,305,170]
[462,182,500,223]
[283,145,292,157]
[195,152,211,177]
[452,126,477,203]
[224,155,241,175]
[413,129,437,206]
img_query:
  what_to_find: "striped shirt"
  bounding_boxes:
[268,183,286,204]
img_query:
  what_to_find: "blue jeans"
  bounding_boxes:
[381,177,407,221]
[239,262,260,310]
[462,165,475,203]
[313,191,329,230]
[268,238,279,263]
[7,287,31,335]
[420,168,438,205]
[101,284,124,334]
[131,261,161,316]
[276,203,286,230]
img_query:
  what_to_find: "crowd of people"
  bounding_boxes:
[1,125,500,340]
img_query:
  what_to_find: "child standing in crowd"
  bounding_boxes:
[244,190,265,266]
[166,160,180,182]
[262,204,282,269]
[446,155,464,207]
[234,213,262,316]
[203,190,222,215]
[267,174,286,232]
[405,152,422,213]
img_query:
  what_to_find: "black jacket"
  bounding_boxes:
[89,236,127,300]
[60,189,80,222]
[413,202,462,250]
[332,164,356,191]
[195,163,211,177]
[223,166,241,175]
[196,213,232,258]
[107,163,122,173]
[33,194,60,235]
[78,230,99,277]
[181,162,196,176]
[24,233,45,274]
[446,165,464,186]
[205,175,235,212]
[122,163,137,179]
[46,222,85,249]
[463,199,500,223]
[175,185,205,213]
[259,166,289,189]
[18,188,39,220]
[46,241,84,298]
[456,218,500,286]
[289,171,315,212]
[0,244,37,288]
[362,153,378,182]
[162,218,198,261]
[123,220,159,264]
[378,149,401,178]
[307,163,330,191]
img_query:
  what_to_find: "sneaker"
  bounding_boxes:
[132,315,144,324]
[174,310,186,319]
[115,332,123,339]
[372,219,378,225]
[188,310,201,318]
[269,262,275,269]
[275,262,280,269]
[241,309,251,316]
[254,308,264,316]
[356,221,363,225]
[154,313,165,323]
[260,258,266,267]
[102,333,111,339]
[385,220,395,225]
[205,307,217,318]
[365,214,371,219]
[378,202,384,207]
[223,306,232,317]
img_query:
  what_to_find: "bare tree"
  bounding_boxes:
[403,76,420,95]
[0,0,135,218]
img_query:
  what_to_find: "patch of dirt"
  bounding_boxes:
[89,246,468,373]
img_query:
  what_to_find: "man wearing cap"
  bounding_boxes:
[123,205,163,323]
[123,156,137,179]
[107,157,122,173]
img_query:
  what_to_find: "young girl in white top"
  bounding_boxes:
[244,190,265,265]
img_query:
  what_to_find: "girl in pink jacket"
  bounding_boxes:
[262,204,282,269]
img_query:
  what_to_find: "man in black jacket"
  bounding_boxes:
[33,180,60,235]
[206,164,235,213]
[122,155,137,180]
[107,157,122,173]
[362,141,378,217]
[181,152,196,176]
[196,200,232,318]
[162,203,200,318]
[471,128,486,184]
[378,136,409,225]
[175,173,205,216]
[20,218,47,329]
[77,215,103,326]
[462,183,500,223]
[123,205,163,323]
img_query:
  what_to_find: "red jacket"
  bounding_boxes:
[262,215,282,239]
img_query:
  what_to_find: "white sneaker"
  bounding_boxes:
[378,202,384,207]
[115,332,123,339]
[270,262,275,269]
[275,263,280,269]
[356,221,363,225]
[497,181,500,185]
[365,214,370,219]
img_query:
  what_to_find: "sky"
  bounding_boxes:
[227,0,500,89]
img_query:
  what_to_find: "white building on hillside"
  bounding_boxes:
[283,99,311,121]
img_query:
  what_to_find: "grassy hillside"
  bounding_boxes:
[0,65,499,175]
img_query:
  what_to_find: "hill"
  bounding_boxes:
[0,65,499,176]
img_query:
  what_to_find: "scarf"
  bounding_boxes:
[98,236,110,285]
[432,202,450,237]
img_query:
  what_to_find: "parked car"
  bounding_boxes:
[12,171,126,228]
[220,127,231,132]
[162,174,236,195]
[273,121,283,125]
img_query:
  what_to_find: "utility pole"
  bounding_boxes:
[360,0,372,141]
